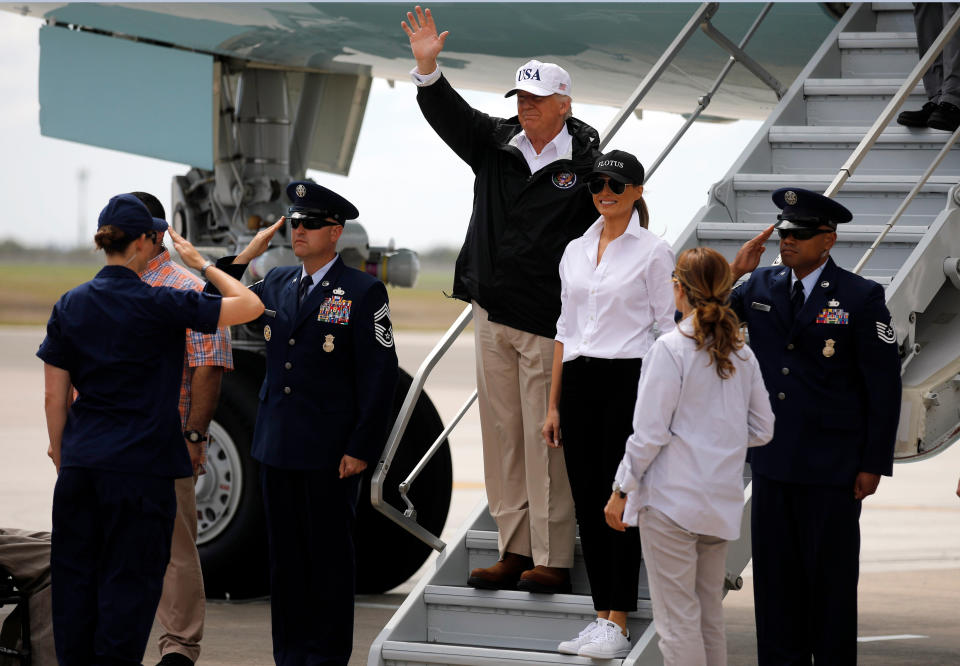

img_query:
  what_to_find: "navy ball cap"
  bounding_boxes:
[286,181,359,225]
[772,187,852,230]
[98,193,168,236]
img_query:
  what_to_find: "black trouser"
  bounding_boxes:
[51,467,176,666]
[752,473,861,665]
[560,356,643,612]
[261,465,361,666]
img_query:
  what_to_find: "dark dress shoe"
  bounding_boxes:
[928,102,960,131]
[156,653,194,666]
[897,101,938,127]
[516,565,572,594]
[467,552,534,590]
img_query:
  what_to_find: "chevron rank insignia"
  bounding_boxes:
[374,303,394,348]
[876,321,896,344]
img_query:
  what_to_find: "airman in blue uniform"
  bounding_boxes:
[729,188,901,664]
[37,194,261,666]
[214,181,399,665]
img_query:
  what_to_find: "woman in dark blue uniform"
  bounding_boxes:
[37,194,263,666]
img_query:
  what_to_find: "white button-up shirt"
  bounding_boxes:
[614,317,775,540]
[555,210,676,362]
[410,64,571,173]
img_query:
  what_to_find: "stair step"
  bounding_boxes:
[873,4,916,32]
[768,125,960,175]
[423,585,652,652]
[382,640,618,665]
[803,78,926,126]
[838,32,917,50]
[465,530,650,598]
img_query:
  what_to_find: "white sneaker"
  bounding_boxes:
[557,619,601,655]
[578,618,631,659]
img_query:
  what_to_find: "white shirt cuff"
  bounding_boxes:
[615,461,640,494]
[410,65,441,87]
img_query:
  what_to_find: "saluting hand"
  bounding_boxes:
[730,224,775,281]
[604,492,629,532]
[401,6,449,74]
[339,454,368,479]
[168,227,207,272]
[235,216,286,265]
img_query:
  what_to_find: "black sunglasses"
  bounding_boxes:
[587,177,628,195]
[776,227,834,241]
[289,217,339,230]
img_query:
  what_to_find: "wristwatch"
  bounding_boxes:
[199,260,215,279]
[611,481,627,499]
[184,429,208,444]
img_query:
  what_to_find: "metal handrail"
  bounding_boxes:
[647,3,777,181]
[601,2,783,151]
[825,7,960,199]
[370,304,473,551]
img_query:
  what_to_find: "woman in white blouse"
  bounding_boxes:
[542,150,676,659]
[605,247,775,666]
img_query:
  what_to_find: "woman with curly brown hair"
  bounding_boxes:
[605,246,775,666]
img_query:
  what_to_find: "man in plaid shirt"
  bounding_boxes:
[133,192,233,666]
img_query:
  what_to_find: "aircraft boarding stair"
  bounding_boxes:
[370,3,960,663]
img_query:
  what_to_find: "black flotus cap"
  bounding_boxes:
[589,150,645,185]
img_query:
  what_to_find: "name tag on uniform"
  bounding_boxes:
[816,308,849,325]
[750,301,772,312]
[317,296,352,325]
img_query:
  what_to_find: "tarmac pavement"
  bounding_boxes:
[3,326,960,664]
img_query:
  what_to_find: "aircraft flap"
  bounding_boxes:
[39,25,214,169]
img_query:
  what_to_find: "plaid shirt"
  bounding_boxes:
[141,249,233,428]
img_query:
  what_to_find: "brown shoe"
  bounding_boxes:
[516,565,572,594]
[467,552,533,590]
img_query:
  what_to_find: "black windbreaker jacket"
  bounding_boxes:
[417,74,602,338]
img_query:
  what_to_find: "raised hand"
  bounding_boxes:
[168,227,207,272]
[235,216,286,264]
[731,224,775,281]
[401,6,449,75]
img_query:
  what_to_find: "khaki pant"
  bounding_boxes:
[638,506,728,666]
[473,302,575,567]
[156,475,205,662]
[0,528,56,666]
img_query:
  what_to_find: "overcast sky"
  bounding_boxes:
[0,11,762,253]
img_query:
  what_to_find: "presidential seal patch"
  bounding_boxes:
[374,303,394,348]
[552,171,576,190]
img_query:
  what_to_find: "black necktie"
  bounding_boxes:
[298,275,313,307]
[791,280,805,319]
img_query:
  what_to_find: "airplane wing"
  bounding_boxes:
[7,2,839,171]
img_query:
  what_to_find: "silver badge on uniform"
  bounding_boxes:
[374,303,394,348]
[784,190,798,205]
[323,334,335,353]
[296,184,306,198]
[820,281,830,288]
[828,299,839,307]
[321,280,330,287]
[750,301,772,312]
[333,287,345,296]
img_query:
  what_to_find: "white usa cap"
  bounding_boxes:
[504,59,572,98]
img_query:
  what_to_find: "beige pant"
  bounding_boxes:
[156,475,205,662]
[0,528,56,666]
[473,302,575,567]
[638,506,728,666]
